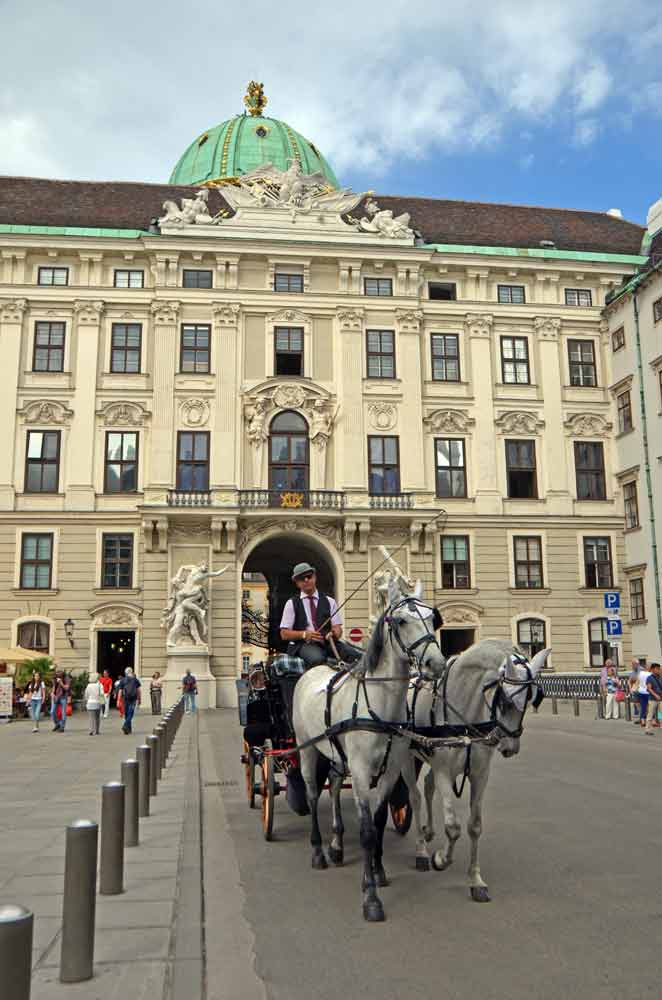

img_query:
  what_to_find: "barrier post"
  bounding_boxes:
[146,735,158,796]
[60,820,98,983]
[0,904,33,1000]
[596,694,604,720]
[551,696,558,715]
[121,759,139,847]
[156,723,166,776]
[137,745,150,818]
[99,782,125,896]
[572,697,580,717]
[624,696,632,721]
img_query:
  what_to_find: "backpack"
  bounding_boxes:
[183,674,196,692]
[123,675,139,700]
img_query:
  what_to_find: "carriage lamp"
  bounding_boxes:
[64,618,75,647]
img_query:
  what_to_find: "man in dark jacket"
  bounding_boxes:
[50,670,71,732]
[279,562,361,668]
[116,668,141,734]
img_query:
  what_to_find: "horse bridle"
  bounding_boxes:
[481,654,544,739]
[383,596,442,675]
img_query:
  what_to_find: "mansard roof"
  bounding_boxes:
[0,174,645,256]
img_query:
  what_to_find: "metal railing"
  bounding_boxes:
[369,492,414,510]
[167,490,212,507]
[238,489,346,510]
[539,673,602,700]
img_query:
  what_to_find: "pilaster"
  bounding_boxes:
[464,313,500,513]
[66,300,105,508]
[211,303,240,489]
[396,309,425,491]
[534,316,572,512]
[0,298,28,508]
[148,301,180,493]
[337,307,365,495]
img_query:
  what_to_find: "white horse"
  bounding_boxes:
[292,574,446,922]
[402,639,550,901]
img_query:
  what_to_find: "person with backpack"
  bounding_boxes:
[115,668,141,734]
[182,669,197,713]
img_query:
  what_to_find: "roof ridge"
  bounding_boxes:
[0,174,198,190]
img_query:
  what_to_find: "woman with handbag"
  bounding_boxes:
[26,671,46,732]
[84,673,104,736]
[603,665,622,719]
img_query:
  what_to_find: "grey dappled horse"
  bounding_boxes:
[292,576,447,922]
[402,639,550,901]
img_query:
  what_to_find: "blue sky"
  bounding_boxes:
[1,0,661,225]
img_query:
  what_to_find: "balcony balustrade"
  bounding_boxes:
[368,493,414,510]
[238,489,346,510]
[167,490,212,507]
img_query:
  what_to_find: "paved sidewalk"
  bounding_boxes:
[0,707,199,999]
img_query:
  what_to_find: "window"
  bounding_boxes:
[611,326,625,351]
[441,536,470,588]
[182,269,213,289]
[176,432,209,492]
[242,589,251,602]
[366,330,396,378]
[435,438,467,497]
[568,340,597,387]
[269,411,309,494]
[501,336,530,384]
[428,282,456,301]
[574,442,606,500]
[114,269,144,288]
[589,618,618,668]
[33,322,65,372]
[102,534,133,588]
[583,537,613,588]
[37,266,68,286]
[517,618,547,659]
[364,277,393,297]
[180,324,210,373]
[505,440,537,499]
[565,288,593,307]
[513,536,544,588]
[498,284,525,304]
[25,431,60,493]
[274,273,304,293]
[104,432,138,493]
[110,323,142,373]
[617,390,633,433]
[653,297,662,323]
[274,327,304,376]
[368,436,400,495]
[242,655,251,673]
[17,620,50,653]
[431,334,460,381]
[629,578,645,621]
[624,481,639,529]
[20,534,53,589]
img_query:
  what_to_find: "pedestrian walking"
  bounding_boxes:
[637,663,651,728]
[628,659,641,721]
[115,668,141,734]
[84,673,104,735]
[100,669,113,718]
[645,663,662,735]
[26,671,45,732]
[50,669,70,732]
[150,671,163,715]
[182,669,197,713]
[602,665,621,720]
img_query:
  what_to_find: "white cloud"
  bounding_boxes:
[519,152,535,170]
[574,62,611,113]
[573,119,600,146]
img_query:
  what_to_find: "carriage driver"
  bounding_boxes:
[280,562,362,668]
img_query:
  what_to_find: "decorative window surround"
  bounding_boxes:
[266,309,312,378]
[267,258,310,292]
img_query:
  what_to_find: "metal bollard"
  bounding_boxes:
[596,694,604,720]
[551,696,558,715]
[146,735,158,796]
[156,724,167,776]
[137,745,150,818]
[0,904,33,1000]
[121,759,139,847]
[100,782,125,896]
[624,696,632,721]
[60,819,98,983]
[572,697,580,717]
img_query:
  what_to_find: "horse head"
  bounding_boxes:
[364,575,446,681]
[491,646,551,757]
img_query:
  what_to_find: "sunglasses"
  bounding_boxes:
[297,573,315,581]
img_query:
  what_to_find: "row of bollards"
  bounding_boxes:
[1,696,186,997]
[549,693,636,721]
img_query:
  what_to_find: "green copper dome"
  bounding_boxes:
[169,114,339,188]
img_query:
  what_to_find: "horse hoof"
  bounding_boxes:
[375,866,390,887]
[432,851,451,871]
[470,886,491,903]
[363,900,385,922]
[312,851,328,870]
[416,856,431,872]
[328,847,344,866]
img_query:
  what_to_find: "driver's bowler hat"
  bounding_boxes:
[292,562,316,580]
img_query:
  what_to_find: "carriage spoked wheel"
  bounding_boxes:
[261,739,275,841]
[243,740,256,809]
[390,801,413,836]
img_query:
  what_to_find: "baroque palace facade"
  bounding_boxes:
[0,83,657,705]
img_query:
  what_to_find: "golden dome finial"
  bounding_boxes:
[244,81,267,117]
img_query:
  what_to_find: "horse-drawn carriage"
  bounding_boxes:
[240,654,412,841]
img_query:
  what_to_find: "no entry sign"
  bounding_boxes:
[349,627,364,644]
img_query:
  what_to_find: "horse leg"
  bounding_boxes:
[300,748,327,870]
[353,776,384,922]
[328,769,345,866]
[422,767,436,843]
[372,798,390,887]
[467,765,491,902]
[402,755,430,871]
[431,767,462,872]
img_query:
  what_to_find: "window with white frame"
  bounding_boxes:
[565,288,593,307]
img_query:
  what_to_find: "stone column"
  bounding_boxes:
[534,316,571,513]
[147,301,180,501]
[211,304,240,491]
[0,299,27,508]
[66,300,105,509]
[396,309,425,493]
[336,308,366,500]
[465,313,500,514]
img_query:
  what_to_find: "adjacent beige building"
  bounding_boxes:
[0,88,652,701]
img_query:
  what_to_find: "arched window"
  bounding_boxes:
[17,620,50,654]
[269,411,309,498]
[588,618,618,668]
[517,618,546,659]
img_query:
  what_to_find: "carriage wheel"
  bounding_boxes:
[390,801,413,836]
[243,741,256,809]
[261,745,275,841]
